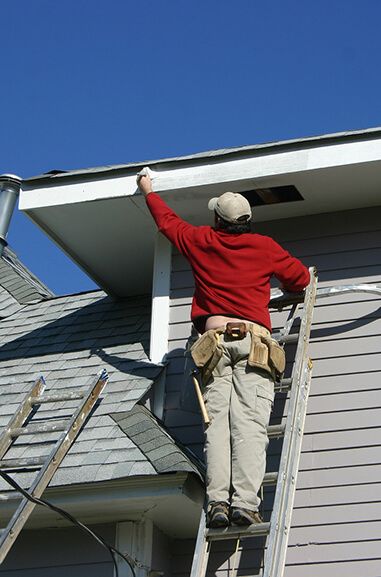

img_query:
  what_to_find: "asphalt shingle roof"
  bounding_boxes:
[0,290,200,494]
[112,405,203,478]
[0,246,53,319]
[0,285,19,319]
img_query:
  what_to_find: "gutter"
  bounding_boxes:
[0,472,204,533]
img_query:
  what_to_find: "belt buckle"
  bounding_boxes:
[225,322,247,340]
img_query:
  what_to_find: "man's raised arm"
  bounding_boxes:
[136,172,196,256]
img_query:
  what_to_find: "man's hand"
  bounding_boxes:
[136,174,153,197]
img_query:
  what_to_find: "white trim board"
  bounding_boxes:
[150,232,171,364]
[20,137,381,210]
[114,518,153,577]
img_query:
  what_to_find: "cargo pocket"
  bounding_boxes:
[253,384,274,428]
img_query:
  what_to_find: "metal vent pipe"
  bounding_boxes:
[0,174,22,257]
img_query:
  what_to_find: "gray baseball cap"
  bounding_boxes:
[208,192,252,223]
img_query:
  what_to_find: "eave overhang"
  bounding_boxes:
[19,128,381,296]
[0,472,203,539]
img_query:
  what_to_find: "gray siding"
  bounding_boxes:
[166,206,381,576]
[0,524,115,576]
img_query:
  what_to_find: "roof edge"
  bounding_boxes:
[23,125,381,184]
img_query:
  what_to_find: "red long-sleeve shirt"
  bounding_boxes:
[146,192,310,332]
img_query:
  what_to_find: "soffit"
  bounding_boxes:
[0,473,203,538]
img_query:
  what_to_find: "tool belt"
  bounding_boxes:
[189,329,224,385]
[248,333,286,380]
[190,322,286,383]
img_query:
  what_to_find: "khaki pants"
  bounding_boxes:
[203,332,274,511]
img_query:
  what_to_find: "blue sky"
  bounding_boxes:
[1,0,381,295]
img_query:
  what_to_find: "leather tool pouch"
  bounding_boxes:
[268,339,286,376]
[248,332,286,380]
[190,330,223,384]
[225,322,247,340]
[248,334,269,371]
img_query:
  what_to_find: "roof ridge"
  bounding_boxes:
[0,246,53,315]
[138,404,206,474]
[112,405,204,479]
[2,247,54,299]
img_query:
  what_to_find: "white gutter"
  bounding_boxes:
[0,473,204,535]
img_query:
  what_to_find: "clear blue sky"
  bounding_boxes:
[1,0,381,295]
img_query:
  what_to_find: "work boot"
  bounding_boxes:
[230,507,263,526]
[206,501,229,528]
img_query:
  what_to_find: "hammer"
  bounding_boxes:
[191,370,210,425]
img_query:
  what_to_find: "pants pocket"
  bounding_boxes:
[254,384,274,428]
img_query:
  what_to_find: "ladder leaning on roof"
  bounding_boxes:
[190,270,381,577]
[0,369,108,564]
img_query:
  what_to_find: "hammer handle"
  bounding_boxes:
[192,374,210,425]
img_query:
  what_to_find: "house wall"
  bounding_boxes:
[151,525,173,577]
[0,524,115,577]
[0,519,175,577]
[165,205,381,576]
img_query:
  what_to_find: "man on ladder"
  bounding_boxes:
[137,172,309,529]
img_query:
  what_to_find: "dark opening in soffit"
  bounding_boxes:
[240,185,303,206]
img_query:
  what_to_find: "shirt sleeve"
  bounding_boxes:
[269,237,310,292]
[145,192,196,256]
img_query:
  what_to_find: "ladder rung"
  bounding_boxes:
[263,471,278,485]
[190,269,318,577]
[278,334,299,344]
[0,370,109,567]
[267,424,285,438]
[10,419,69,437]
[269,292,305,308]
[276,377,292,391]
[207,522,271,541]
[0,456,45,469]
[31,391,85,405]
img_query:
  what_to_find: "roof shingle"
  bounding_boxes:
[0,247,53,316]
[0,291,168,493]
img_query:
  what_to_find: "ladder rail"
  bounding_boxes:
[190,269,317,577]
[0,369,108,564]
[0,377,45,460]
[190,272,381,577]
[263,268,317,577]
[270,282,381,306]
[190,511,210,577]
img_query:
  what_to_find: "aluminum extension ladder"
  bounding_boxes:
[0,369,108,564]
[190,267,318,577]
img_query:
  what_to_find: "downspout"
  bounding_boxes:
[0,174,22,258]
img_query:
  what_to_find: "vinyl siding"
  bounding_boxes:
[0,524,115,577]
[166,205,381,577]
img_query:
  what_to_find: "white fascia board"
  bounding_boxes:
[20,137,381,211]
[20,174,138,209]
[0,473,204,538]
[0,473,193,518]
